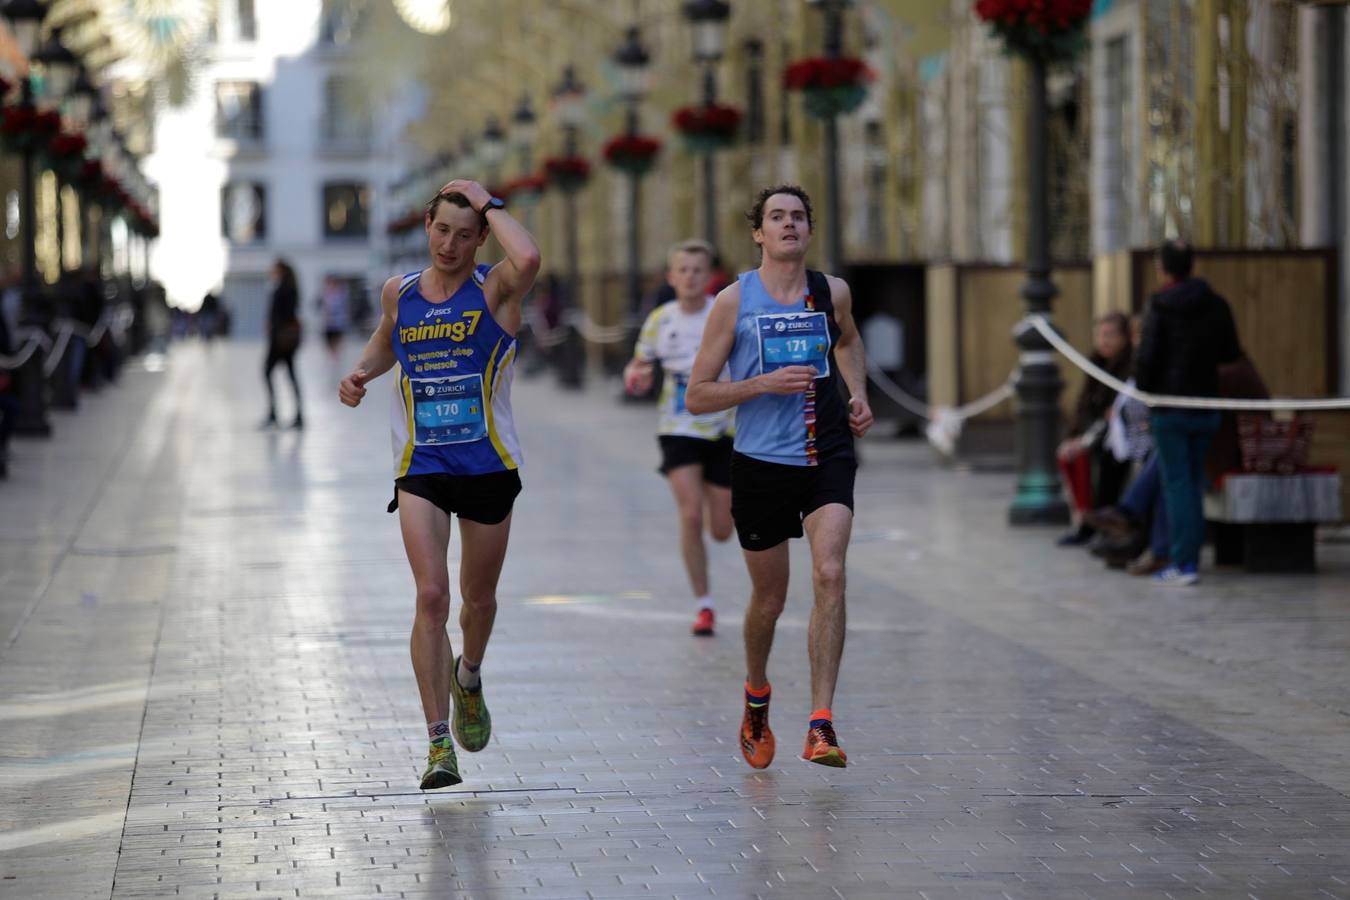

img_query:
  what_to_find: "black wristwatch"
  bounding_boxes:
[478,196,506,215]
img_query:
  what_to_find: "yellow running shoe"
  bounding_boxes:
[450,656,492,752]
[419,739,462,789]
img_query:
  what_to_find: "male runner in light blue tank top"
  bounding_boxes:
[686,185,873,770]
[339,180,540,789]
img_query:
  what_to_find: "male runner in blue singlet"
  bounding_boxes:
[686,185,873,770]
[339,179,540,789]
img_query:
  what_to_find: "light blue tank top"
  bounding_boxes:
[726,270,853,466]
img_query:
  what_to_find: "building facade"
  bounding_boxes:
[145,0,403,337]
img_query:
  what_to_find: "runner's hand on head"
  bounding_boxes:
[760,365,817,395]
[848,396,874,438]
[339,369,368,407]
[439,179,490,211]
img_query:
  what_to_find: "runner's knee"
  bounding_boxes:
[680,506,704,534]
[812,559,845,596]
[748,590,787,619]
[459,588,497,616]
[710,519,734,542]
[415,584,451,624]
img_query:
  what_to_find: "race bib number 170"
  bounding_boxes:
[411,374,487,445]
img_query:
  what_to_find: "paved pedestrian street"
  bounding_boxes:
[3,341,1350,900]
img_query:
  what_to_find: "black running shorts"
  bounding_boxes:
[388,470,522,525]
[658,435,733,488]
[730,452,856,551]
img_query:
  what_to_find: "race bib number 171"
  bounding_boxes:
[756,312,830,378]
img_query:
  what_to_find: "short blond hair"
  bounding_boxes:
[667,239,715,268]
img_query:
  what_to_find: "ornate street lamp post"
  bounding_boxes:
[614,24,651,328]
[480,116,506,189]
[682,0,729,249]
[511,93,536,177]
[1008,52,1070,524]
[971,2,1090,526]
[806,0,851,275]
[3,0,52,434]
[552,64,587,388]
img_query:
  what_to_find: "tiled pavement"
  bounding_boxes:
[2,340,1349,900]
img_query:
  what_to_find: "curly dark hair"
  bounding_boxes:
[745,184,814,232]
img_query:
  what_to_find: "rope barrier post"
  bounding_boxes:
[1008,54,1070,526]
[11,330,52,437]
[48,323,80,412]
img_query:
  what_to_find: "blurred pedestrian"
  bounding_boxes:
[1135,240,1241,585]
[317,275,350,359]
[262,258,303,429]
[1056,312,1133,545]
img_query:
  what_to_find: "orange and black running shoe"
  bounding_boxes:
[739,694,775,769]
[802,721,848,768]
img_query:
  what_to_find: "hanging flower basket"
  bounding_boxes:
[783,57,875,119]
[602,134,662,176]
[543,156,591,193]
[0,105,61,152]
[500,173,548,206]
[672,104,741,155]
[45,131,88,180]
[974,0,1092,65]
[386,209,423,234]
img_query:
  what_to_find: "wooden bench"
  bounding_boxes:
[1205,471,1342,572]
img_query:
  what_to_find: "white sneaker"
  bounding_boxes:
[1154,565,1199,586]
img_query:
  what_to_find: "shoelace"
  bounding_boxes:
[746,705,768,741]
[811,722,838,747]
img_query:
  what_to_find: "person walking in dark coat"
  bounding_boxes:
[1134,240,1241,585]
[263,259,303,429]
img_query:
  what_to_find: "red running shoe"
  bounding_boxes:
[802,721,848,768]
[691,607,715,636]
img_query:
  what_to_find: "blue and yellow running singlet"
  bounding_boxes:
[389,266,523,477]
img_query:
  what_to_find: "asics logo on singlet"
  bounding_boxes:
[399,310,483,345]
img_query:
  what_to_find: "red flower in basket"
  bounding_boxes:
[672,104,742,137]
[672,104,741,154]
[0,105,36,135]
[500,173,548,200]
[974,0,1092,61]
[49,132,88,158]
[783,57,874,91]
[33,109,62,135]
[783,56,875,118]
[602,134,662,175]
[543,156,591,191]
